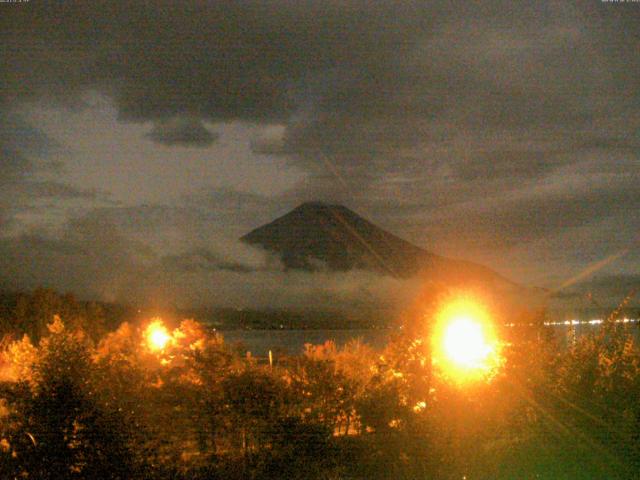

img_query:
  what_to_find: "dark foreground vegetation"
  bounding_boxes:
[0,289,639,479]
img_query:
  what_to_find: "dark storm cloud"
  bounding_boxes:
[1,1,430,127]
[450,150,565,182]
[0,224,146,299]
[1,0,639,296]
[25,181,98,201]
[549,273,640,310]
[433,174,640,251]
[47,191,283,250]
[363,146,640,251]
[3,1,638,175]
[572,274,640,298]
[159,249,263,274]
[236,2,640,264]
[0,206,420,310]
[0,112,56,159]
[0,112,55,188]
[0,112,100,230]
[145,117,219,147]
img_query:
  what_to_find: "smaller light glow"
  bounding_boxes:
[145,319,171,351]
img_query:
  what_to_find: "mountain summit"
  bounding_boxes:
[241,202,519,291]
[241,202,431,277]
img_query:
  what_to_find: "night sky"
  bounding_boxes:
[0,1,638,308]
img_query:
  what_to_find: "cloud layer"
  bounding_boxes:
[0,1,638,308]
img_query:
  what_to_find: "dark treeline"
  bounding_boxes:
[197,307,391,330]
[0,288,132,341]
[0,288,394,333]
[0,289,638,479]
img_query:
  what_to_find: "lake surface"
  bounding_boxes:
[221,328,390,356]
[220,320,640,357]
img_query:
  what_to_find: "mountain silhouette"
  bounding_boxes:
[241,202,518,291]
[242,202,429,276]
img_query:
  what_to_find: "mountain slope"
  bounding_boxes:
[241,202,515,288]
[241,202,432,276]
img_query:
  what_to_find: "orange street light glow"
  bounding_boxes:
[145,319,171,351]
[431,297,502,383]
[443,317,492,368]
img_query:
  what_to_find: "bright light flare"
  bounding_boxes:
[443,317,492,368]
[431,297,502,383]
[145,319,171,351]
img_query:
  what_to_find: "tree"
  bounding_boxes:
[1,318,138,479]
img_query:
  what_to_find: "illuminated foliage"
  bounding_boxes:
[0,318,137,479]
[0,298,638,479]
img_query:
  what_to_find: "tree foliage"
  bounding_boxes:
[0,297,638,479]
